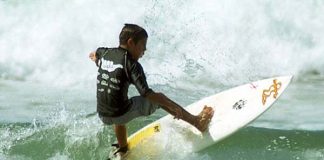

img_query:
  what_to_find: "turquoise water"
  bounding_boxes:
[1,0,324,159]
[1,79,324,160]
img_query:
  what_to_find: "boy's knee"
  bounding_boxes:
[141,102,158,116]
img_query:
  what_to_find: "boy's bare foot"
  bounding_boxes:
[195,105,214,132]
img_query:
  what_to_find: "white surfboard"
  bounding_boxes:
[109,76,293,159]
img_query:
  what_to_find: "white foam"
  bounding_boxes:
[1,0,324,88]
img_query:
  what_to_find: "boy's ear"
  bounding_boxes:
[127,38,134,47]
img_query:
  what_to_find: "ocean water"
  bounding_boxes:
[1,0,324,160]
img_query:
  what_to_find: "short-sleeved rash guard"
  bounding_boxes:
[96,47,153,117]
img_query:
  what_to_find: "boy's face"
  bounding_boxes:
[128,38,147,61]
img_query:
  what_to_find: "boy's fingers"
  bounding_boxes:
[89,52,97,61]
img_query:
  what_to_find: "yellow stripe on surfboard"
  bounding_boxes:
[127,123,161,150]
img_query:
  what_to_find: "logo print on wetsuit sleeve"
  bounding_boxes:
[101,59,123,72]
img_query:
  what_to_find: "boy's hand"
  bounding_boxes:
[89,52,97,62]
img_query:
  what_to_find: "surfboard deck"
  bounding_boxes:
[108,76,293,159]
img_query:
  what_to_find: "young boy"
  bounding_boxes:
[89,24,214,154]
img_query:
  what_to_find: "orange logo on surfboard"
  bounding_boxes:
[262,79,282,105]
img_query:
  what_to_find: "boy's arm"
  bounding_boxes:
[127,61,183,119]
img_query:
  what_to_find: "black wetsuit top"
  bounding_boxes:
[96,47,153,117]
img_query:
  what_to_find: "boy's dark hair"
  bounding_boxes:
[119,24,148,45]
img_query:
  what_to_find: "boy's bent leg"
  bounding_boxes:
[110,96,159,151]
[114,124,128,149]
